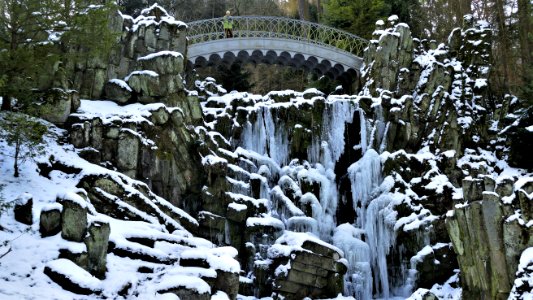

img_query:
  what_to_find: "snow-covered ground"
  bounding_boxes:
[0,110,236,300]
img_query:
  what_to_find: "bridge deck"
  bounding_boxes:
[186,16,368,80]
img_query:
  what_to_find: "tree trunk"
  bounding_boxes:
[517,0,532,75]
[1,96,11,111]
[461,0,472,16]
[494,0,511,92]
[316,0,322,21]
[14,142,20,178]
[298,0,309,20]
[452,0,471,25]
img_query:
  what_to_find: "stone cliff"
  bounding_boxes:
[2,5,532,300]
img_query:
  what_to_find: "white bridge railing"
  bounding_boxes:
[187,16,368,57]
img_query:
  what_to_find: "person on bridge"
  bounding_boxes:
[223,10,234,38]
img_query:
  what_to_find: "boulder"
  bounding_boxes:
[39,89,80,124]
[14,193,33,225]
[126,71,161,103]
[44,259,101,295]
[39,203,62,237]
[59,193,88,242]
[104,79,132,104]
[138,51,184,75]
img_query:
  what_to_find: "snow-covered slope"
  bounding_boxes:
[0,110,238,300]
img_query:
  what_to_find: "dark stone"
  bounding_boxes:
[44,266,97,295]
[84,220,111,279]
[14,195,33,225]
[180,258,210,268]
[108,241,172,264]
[104,80,132,104]
[59,197,88,242]
[214,270,239,300]
[301,240,341,260]
[59,247,88,269]
[39,206,62,237]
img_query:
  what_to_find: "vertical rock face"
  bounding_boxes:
[446,180,533,299]
[356,14,532,300]
[67,104,204,212]
[66,5,204,211]
[72,5,188,100]
[37,89,81,125]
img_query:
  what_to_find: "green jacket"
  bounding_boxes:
[223,16,233,29]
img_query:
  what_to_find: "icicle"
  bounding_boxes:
[333,224,373,300]
[287,216,318,234]
[348,149,382,229]
[359,109,368,153]
[364,194,397,299]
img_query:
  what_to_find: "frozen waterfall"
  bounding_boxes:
[237,96,399,299]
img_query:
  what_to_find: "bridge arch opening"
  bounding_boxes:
[186,16,368,93]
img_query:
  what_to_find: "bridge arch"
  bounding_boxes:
[186,16,369,81]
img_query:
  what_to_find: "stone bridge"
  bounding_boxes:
[186,16,369,81]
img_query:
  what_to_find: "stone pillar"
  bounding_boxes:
[84,219,111,279]
[59,194,88,242]
[14,193,33,225]
[40,203,62,237]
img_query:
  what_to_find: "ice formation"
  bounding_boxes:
[234,93,402,299]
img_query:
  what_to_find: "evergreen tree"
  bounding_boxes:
[322,0,389,39]
[0,0,117,111]
[0,112,48,177]
[384,0,423,36]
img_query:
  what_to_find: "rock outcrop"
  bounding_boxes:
[359,14,532,300]
[446,178,533,299]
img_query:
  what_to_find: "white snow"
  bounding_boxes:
[156,274,210,294]
[108,79,132,92]
[137,51,183,61]
[73,100,174,125]
[509,247,533,300]
[246,216,285,230]
[125,70,159,81]
[46,259,102,291]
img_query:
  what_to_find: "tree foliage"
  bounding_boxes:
[322,0,389,39]
[0,112,48,177]
[0,0,117,111]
